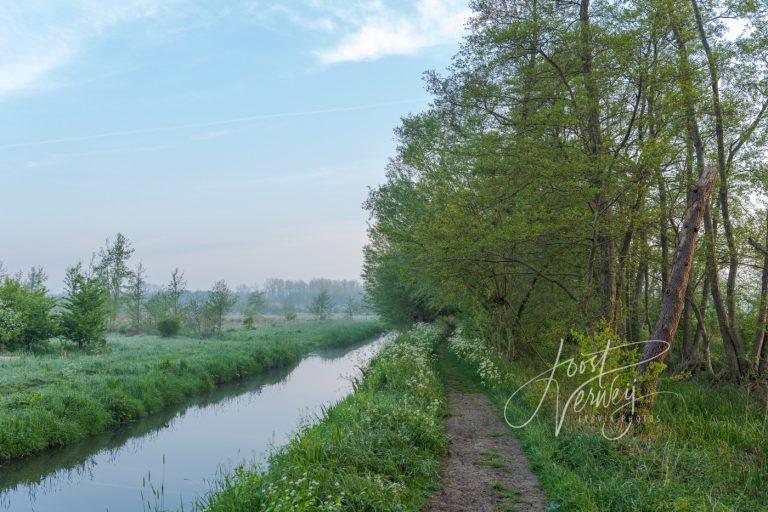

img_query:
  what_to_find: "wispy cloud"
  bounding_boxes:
[313,0,470,65]
[0,1,173,97]
[0,98,426,150]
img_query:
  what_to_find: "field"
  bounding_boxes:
[0,320,383,461]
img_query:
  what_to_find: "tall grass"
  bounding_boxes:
[201,323,448,512]
[448,333,768,512]
[0,320,383,461]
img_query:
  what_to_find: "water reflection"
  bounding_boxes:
[0,335,388,512]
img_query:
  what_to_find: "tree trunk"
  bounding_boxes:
[749,213,768,373]
[673,18,747,382]
[580,0,616,328]
[636,166,718,413]
[690,0,739,326]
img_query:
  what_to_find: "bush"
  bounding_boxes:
[157,317,181,338]
[0,277,56,351]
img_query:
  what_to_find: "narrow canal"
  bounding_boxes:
[0,335,388,511]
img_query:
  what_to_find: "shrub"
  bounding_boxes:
[0,277,56,351]
[157,317,181,338]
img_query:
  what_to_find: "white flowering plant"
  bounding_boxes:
[447,331,504,387]
[203,322,449,512]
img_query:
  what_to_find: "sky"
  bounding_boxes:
[0,0,470,291]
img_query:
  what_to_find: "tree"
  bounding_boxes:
[309,290,333,320]
[0,300,23,351]
[145,291,172,330]
[344,297,358,319]
[283,297,297,322]
[94,233,134,328]
[184,297,204,337]
[168,267,186,318]
[247,290,267,312]
[126,262,146,334]
[361,0,768,415]
[243,290,267,329]
[636,167,717,414]
[204,280,236,336]
[243,311,255,329]
[59,263,110,349]
[25,266,48,293]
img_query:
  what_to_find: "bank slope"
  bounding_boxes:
[202,322,448,512]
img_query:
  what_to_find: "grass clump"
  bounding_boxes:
[448,332,768,512]
[0,320,383,461]
[201,322,448,512]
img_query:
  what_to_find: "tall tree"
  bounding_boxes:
[94,233,134,328]
[59,263,110,350]
[167,267,186,318]
[204,280,235,336]
[126,262,146,334]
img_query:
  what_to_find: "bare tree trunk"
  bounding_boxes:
[673,19,747,382]
[687,285,714,375]
[690,0,739,325]
[748,213,768,373]
[760,327,768,376]
[636,167,718,413]
[630,243,647,342]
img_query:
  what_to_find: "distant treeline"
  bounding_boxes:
[1,233,368,350]
[176,279,365,315]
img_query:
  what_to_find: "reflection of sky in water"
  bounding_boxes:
[0,335,389,512]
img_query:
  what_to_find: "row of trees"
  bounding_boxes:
[1,233,364,350]
[364,0,768,391]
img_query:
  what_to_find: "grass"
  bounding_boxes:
[200,322,449,512]
[0,320,383,461]
[448,334,768,512]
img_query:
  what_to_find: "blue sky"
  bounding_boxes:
[1,0,469,291]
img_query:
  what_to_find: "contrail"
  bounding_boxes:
[0,98,428,150]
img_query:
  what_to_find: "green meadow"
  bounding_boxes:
[0,320,382,461]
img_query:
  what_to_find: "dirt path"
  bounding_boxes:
[424,347,546,512]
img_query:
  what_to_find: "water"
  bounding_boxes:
[0,335,389,512]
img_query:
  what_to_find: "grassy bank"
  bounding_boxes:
[0,320,383,461]
[201,322,448,512]
[448,333,768,512]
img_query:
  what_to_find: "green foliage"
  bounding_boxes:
[156,317,181,338]
[0,277,56,351]
[242,311,255,329]
[167,267,186,318]
[0,320,383,461]
[58,263,110,350]
[309,289,333,320]
[145,291,172,329]
[247,290,267,312]
[204,280,236,336]
[125,262,146,334]
[450,337,768,511]
[343,297,357,319]
[93,233,134,326]
[201,323,447,512]
[283,298,297,321]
